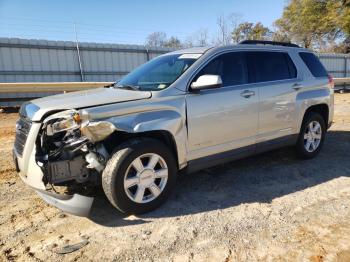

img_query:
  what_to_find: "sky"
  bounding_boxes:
[0,0,286,45]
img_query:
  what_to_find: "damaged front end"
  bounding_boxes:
[34,110,116,215]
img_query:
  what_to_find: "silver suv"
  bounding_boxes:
[13,40,334,216]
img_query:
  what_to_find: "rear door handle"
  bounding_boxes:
[240,90,255,98]
[292,83,303,90]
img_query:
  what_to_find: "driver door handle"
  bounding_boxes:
[292,83,303,90]
[240,90,255,98]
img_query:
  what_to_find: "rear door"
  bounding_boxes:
[248,51,299,146]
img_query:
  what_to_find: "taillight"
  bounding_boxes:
[328,74,334,89]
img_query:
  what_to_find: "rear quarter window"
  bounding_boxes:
[299,52,328,77]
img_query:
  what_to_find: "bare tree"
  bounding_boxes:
[216,13,242,45]
[196,28,209,46]
[217,14,230,45]
[185,28,210,47]
[228,13,243,43]
[145,31,167,47]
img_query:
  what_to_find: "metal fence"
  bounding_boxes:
[318,53,350,91]
[0,37,173,106]
[0,37,173,83]
[318,53,350,78]
[0,37,349,106]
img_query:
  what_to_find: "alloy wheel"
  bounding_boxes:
[303,121,322,153]
[123,153,168,204]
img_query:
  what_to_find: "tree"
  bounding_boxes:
[216,13,242,45]
[194,28,210,47]
[250,22,271,40]
[145,31,167,47]
[232,22,271,43]
[272,30,291,43]
[232,22,253,43]
[274,0,350,49]
[163,36,183,48]
[145,32,183,49]
[185,28,210,47]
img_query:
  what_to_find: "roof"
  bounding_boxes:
[166,43,309,57]
[167,46,213,55]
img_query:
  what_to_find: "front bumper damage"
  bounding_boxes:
[36,189,93,217]
[14,148,94,217]
[13,110,113,217]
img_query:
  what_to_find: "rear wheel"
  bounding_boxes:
[102,138,177,214]
[296,112,326,159]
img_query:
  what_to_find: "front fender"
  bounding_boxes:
[107,110,187,168]
[80,97,188,169]
[107,110,183,134]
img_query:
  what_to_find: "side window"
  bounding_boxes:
[249,52,297,82]
[194,52,248,87]
[299,52,328,77]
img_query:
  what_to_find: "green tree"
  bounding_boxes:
[232,22,271,43]
[145,33,183,49]
[251,22,272,40]
[275,0,350,49]
[163,36,183,48]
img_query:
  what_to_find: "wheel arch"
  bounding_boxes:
[295,87,333,133]
[302,104,329,128]
[96,109,188,169]
[102,130,180,168]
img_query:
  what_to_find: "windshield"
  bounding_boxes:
[116,54,200,91]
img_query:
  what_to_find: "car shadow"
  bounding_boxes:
[88,130,350,227]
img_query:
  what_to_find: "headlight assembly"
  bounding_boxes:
[44,109,116,142]
[46,111,81,136]
[50,117,79,134]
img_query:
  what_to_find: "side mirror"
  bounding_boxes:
[190,75,223,91]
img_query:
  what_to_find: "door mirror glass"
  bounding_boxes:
[190,75,223,90]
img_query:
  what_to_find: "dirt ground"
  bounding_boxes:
[0,93,350,262]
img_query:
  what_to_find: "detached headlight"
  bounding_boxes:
[46,112,81,135]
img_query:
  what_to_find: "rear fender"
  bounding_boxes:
[295,88,333,133]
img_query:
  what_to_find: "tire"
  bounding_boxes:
[102,138,178,214]
[295,112,326,159]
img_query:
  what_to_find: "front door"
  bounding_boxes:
[186,51,259,162]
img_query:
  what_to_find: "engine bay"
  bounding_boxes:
[36,110,114,187]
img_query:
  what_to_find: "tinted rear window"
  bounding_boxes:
[249,52,297,82]
[299,52,328,77]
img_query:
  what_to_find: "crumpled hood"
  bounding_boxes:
[21,87,152,121]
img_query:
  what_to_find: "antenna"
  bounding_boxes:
[74,22,85,82]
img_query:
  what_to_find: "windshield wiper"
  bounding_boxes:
[113,83,141,91]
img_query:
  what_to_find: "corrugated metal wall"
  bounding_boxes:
[318,53,350,78]
[0,37,173,83]
[0,37,349,106]
[1,37,349,82]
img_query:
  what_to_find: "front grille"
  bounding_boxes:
[14,117,32,156]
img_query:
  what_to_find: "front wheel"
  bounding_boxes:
[295,112,326,159]
[102,138,178,214]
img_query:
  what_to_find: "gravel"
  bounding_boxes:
[0,93,350,261]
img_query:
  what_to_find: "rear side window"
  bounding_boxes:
[194,52,248,87]
[299,52,328,77]
[249,51,297,82]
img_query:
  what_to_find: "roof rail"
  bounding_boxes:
[239,40,300,48]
